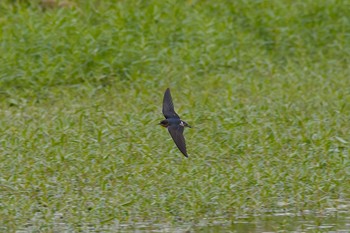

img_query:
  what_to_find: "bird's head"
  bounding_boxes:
[159,120,169,128]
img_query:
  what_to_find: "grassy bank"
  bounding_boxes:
[1,0,350,231]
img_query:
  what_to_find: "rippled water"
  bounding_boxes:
[118,212,350,232]
[16,209,350,233]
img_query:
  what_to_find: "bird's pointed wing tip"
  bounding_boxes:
[168,126,188,158]
[163,87,180,118]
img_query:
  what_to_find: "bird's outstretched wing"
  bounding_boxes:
[162,88,180,119]
[168,125,188,157]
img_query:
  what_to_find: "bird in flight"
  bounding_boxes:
[159,88,191,157]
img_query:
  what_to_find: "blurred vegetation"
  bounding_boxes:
[0,0,349,231]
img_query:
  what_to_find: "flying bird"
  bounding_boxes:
[159,88,191,157]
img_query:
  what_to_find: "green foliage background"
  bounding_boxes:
[0,0,349,231]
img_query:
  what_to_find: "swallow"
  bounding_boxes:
[159,88,191,157]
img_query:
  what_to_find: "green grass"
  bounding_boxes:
[1,0,350,231]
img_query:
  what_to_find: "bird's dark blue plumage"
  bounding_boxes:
[162,88,180,119]
[159,88,191,157]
